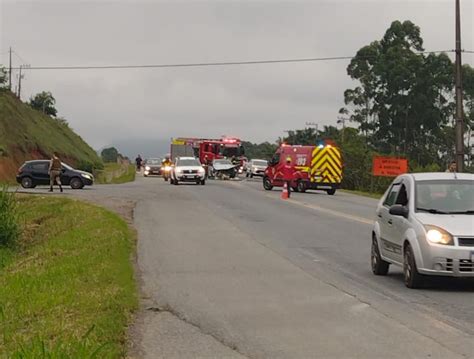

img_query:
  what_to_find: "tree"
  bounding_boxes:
[29,91,58,117]
[343,20,457,167]
[0,66,7,89]
[101,147,119,163]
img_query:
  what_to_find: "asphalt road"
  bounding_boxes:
[19,176,474,358]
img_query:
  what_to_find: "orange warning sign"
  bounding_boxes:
[373,156,408,177]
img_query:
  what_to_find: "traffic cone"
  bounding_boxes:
[281,181,289,200]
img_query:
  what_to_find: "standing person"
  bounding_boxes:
[279,157,295,198]
[135,155,142,172]
[48,152,63,192]
[446,160,457,173]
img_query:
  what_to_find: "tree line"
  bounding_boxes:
[243,20,474,193]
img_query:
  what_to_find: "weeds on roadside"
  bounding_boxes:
[0,186,19,247]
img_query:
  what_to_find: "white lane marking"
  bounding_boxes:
[284,197,373,225]
[222,179,373,226]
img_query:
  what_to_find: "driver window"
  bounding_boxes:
[395,184,409,206]
[383,183,401,207]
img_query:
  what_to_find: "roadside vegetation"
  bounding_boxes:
[0,90,103,182]
[0,194,137,358]
[243,20,474,194]
[96,163,136,184]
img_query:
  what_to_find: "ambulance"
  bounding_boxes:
[263,142,343,195]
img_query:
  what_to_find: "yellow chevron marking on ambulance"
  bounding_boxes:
[309,146,342,184]
[311,148,327,167]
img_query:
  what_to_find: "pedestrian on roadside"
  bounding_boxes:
[135,155,142,172]
[48,152,63,192]
[279,157,295,198]
[446,160,457,173]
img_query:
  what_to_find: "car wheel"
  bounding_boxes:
[404,243,423,289]
[173,179,179,186]
[297,181,307,193]
[371,236,390,275]
[263,176,273,190]
[201,179,206,185]
[21,176,35,189]
[327,188,336,195]
[70,177,84,189]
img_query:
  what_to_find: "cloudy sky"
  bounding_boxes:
[1,0,473,153]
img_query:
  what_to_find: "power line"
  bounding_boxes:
[12,50,29,64]
[11,50,453,71]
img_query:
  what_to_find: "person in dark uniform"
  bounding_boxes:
[48,152,63,192]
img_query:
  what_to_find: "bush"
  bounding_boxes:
[76,160,104,173]
[0,186,19,247]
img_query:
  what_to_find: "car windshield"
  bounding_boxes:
[178,159,200,166]
[61,162,73,170]
[415,180,474,214]
[147,159,161,165]
[253,160,267,166]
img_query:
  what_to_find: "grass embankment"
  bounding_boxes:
[95,163,136,184]
[0,196,137,358]
[341,189,383,199]
[0,91,102,181]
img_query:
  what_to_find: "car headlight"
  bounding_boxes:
[145,166,151,171]
[81,173,92,180]
[176,169,183,174]
[424,225,453,245]
[198,167,205,174]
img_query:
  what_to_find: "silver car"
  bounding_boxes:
[246,159,268,178]
[372,172,474,288]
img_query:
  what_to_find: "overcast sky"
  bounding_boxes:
[1,0,473,152]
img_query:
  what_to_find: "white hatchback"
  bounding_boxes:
[372,172,474,288]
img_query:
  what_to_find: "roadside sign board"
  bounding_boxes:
[372,156,408,177]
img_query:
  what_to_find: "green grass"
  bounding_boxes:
[341,189,383,199]
[0,196,137,358]
[0,91,103,180]
[96,164,136,184]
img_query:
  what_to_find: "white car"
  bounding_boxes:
[170,157,206,185]
[246,159,268,178]
[372,172,474,288]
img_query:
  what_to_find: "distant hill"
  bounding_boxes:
[0,91,102,182]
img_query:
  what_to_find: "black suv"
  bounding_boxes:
[16,160,94,189]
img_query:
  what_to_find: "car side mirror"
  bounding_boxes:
[389,205,409,218]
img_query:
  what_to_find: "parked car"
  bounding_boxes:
[371,172,474,288]
[246,159,268,178]
[170,157,206,185]
[144,158,162,177]
[16,160,94,189]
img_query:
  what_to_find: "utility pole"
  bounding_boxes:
[337,116,347,144]
[17,65,24,99]
[455,0,464,172]
[8,47,12,91]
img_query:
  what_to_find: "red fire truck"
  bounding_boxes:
[170,137,246,165]
[263,142,343,195]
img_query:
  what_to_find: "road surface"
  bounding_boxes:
[20,176,474,358]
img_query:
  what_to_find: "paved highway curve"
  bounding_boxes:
[33,176,474,358]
